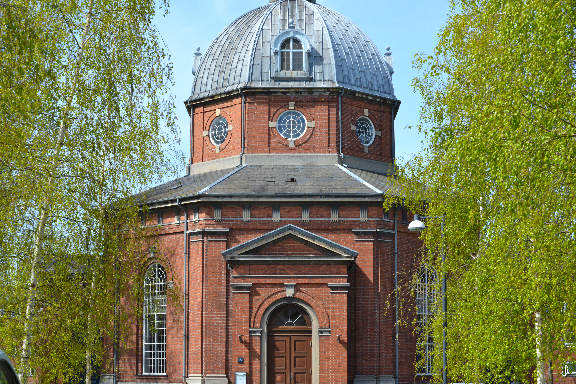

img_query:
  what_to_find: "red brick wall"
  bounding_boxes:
[341,95,394,163]
[244,94,339,154]
[189,92,395,163]
[191,96,243,164]
[116,203,422,384]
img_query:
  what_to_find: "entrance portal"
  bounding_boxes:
[267,304,312,384]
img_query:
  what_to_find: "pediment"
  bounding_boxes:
[222,225,357,264]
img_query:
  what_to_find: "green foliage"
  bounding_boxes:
[0,0,179,382]
[388,0,576,382]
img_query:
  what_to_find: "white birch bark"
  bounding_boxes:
[536,312,545,384]
[19,1,95,381]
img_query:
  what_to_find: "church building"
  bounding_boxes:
[107,1,430,383]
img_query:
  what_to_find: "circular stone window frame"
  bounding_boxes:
[355,116,376,147]
[276,110,308,141]
[208,115,229,147]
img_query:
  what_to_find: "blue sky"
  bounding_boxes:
[156,0,451,168]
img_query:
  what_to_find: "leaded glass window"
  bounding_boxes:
[269,304,311,328]
[277,110,307,140]
[416,265,437,375]
[143,263,167,375]
[209,116,228,146]
[355,117,376,146]
[280,38,305,71]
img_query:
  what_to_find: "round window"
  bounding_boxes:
[355,116,376,146]
[209,116,228,146]
[277,110,307,140]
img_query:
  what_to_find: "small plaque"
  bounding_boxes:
[235,372,247,384]
[238,357,244,364]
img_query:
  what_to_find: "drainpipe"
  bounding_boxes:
[178,198,189,382]
[338,90,344,162]
[240,90,246,165]
[394,207,399,384]
[190,106,195,169]
[391,102,396,163]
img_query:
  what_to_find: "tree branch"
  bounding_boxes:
[522,93,576,130]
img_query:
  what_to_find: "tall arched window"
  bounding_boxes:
[416,265,437,375]
[280,38,304,71]
[143,263,167,375]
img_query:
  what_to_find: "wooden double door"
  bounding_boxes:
[268,331,312,384]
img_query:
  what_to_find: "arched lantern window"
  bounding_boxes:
[280,38,304,71]
[272,30,312,79]
[143,263,167,375]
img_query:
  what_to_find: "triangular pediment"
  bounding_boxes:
[222,225,357,264]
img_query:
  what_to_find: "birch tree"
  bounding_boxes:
[0,0,178,382]
[389,0,576,382]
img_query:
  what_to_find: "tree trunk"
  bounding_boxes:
[85,274,96,384]
[536,312,545,384]
[18,1,95,381]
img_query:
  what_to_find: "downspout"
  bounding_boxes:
[179,198,189,382]
[391,102,397,162]
[339,90,344,162]
[201,227,206,378]
[240,90,246,165]
[394,207,399,384]
[190,106,195,169]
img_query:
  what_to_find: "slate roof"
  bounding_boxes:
[189,0,395,102]
[136,167,236,205]
[137,163,393,206]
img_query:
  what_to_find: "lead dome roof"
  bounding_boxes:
[189,0,395,102]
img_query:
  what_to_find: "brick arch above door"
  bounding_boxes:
[252,289,330,330]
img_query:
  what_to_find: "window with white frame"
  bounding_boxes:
[280,38,304,71]
[563,361,576,377]
[143,263,167,375]
[272,30,312,79]
[416,265,437,375]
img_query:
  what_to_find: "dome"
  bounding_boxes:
[189,0,395,102]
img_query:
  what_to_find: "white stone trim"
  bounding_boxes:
[336,164,383,194]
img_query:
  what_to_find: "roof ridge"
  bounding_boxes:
[196,165,247,195]
[335,164,383,194]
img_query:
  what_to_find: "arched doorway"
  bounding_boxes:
[267,304,312,384]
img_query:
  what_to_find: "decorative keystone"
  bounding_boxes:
[285,283,296,297]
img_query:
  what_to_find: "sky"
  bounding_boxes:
[156,0,451,170]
